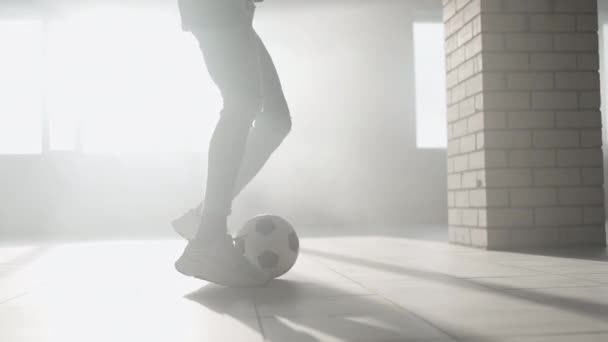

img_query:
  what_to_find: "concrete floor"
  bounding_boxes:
[1,231,607,342]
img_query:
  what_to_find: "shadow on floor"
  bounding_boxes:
[185,279,450,342]
[303,248,608,323]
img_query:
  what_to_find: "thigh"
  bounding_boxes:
[255,32,290,118]
[192,20,262,109]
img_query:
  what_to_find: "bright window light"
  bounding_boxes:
[413,22,447,149]
[0,19,44,154]
[46,6,218,154]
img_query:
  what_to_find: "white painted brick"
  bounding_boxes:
[448,174,463,190]
[530,53,577,71]
[561,226,607,245]
[449,208,463,225]
[462,0,481,23]
[507,73,554,90]
[529,14,576,32]
[459,97,477,117]
[461,134,477,153]
[456,190,471,207]
[584,207,606,224]
[462,208,479,226]
[471,228,488,248]
[507,111,554,129]
[465,73,483,96]
[505,33,553,51]
[449,226,472,244]
[454,154,469,171]
[554,33,598,52]
[480,0,501,12]
[533,130,579,148]
[581,129,602,147]
[476,131,485,149]
[509,150,556,168]
[487,208,534,227]
[558,187,604,205]
[481,14,527,32]
[510,188,558,207]
[484,92,531,110]
[510,228,561,248]
[447,104,460,123]
[448,191,455,207]
[557,149,603,167]
[504,0,550,13]
[486,188,510,207]
[468,112,484,131]
[483,52,529,71]
[486,150,508,167]
[483,111,506,128]
[458,58,477,82]
[555,111,602,128]
[448,138,461,156]
[457,22,475,47]
[532,92,578,110]
[450,83,467,104]
[486,169,533,187]
[452,118,468,138]
[484,130,532,148]
[462,171,481,188]
[481,33,506,51]
[469,189,485,206]
[456,0,472,11]
[579,91,601,109]
[555,0,597,13]
[555,72,600,90]
[577,53,600,71]
[576,15,599,32]
[484,73,507,90]
[535,207,583,226]
[581,168,604,185]
[448,47,466,71]
[444,0,457,21]
[534,168,580,186]
[468,150,485,169]
[478,209,488,227]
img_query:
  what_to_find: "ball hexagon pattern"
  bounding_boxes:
[235,215,299,279]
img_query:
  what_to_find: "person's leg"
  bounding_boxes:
[232,31,292,197]
[193,24,262,240]
[172,31,291,240]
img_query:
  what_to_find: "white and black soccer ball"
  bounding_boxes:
[234,215,299,279]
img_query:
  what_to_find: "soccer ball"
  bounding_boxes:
[234,215,299,279]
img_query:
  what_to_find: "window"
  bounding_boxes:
[413,22,447,149]
[0,6,220,155]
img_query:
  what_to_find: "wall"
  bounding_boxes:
[0,0,449,239]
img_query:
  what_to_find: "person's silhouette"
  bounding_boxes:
[174,0,292,286]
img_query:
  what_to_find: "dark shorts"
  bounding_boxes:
[178,0,256,31]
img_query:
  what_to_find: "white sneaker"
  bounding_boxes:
[175,234,270,287]
[171,206,202,240]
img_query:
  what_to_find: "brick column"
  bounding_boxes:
[443,0,606,249]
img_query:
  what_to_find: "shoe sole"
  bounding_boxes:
[175,252,267,287]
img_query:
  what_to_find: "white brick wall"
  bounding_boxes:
[444,0,605,249]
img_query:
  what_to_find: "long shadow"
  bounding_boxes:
[184,279,451,342]
[302,248,608,323]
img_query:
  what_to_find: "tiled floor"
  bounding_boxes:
[1,230,607,342]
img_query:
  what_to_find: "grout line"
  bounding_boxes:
[252,297,267,342]
[321,262,463,342]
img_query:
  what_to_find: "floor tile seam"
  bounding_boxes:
[252,297,267,342]
[324,265,463,342]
